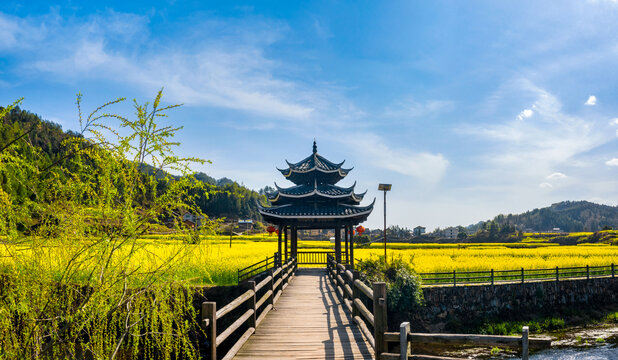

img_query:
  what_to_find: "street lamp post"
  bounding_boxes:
[378,183,392,263]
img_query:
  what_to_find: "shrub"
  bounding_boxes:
[356,255,424,313]
[541,317,565,331]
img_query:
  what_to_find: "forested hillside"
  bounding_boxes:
[467,201,618,232]
[1,106,266,223]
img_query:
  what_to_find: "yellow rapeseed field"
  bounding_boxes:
[353,243,618,273]
[1,235,616,285]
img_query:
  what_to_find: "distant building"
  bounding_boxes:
[182,212,204,227]
[238,219,254,234]
[413,226,426,236]
[442,227,458,239]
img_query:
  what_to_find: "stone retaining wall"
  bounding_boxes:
[406,277,617,332]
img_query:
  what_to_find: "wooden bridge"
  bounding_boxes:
[202,253,551,360]
[235,268,373,359]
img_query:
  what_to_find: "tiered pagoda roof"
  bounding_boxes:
[267,182,366,204]
[277,141,353,185]
[258,141,374,226]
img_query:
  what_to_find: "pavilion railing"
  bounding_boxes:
[297,251,348,266]
[238,250,350,282]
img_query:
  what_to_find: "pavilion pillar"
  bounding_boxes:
[284,225,288,261]
[335,222,342,263]
[343,225,350,264]
[349,223,355,269]
[277,225,282,267]
[292,225,298,259]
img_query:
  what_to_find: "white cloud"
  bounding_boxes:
[539,182,553,188]
[3,11,324,120]
[464,81,605,168]
[611,118,618,126]
[585,95,597,106]
[517,108,533,120]
[606,158,618,166]
[384,98,453,119]
[337,133,449,183]
[457,78,614,196]
[546,172,567,180]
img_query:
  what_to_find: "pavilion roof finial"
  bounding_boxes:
[313,139,317,154]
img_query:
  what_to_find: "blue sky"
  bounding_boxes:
[1,1,618,230]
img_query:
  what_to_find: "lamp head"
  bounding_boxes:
[378,183,392,191]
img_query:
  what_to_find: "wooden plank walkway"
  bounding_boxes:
[235,268,374,360]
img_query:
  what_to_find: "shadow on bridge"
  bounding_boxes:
[320,270,373,360]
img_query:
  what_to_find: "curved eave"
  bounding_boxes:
[269,182,364,201]
[277,167,293,177]
[277,166,353,177]
[351,190,367,203]
[258,198,376,220]
[258,208,374,220]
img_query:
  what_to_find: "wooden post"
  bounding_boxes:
[521,268,525,284]
[586,265,590,280]
[345,264,352,301]
[453,270,456,287]
[335,224,342,263]
[248,281,257,329]
[202,302,217,360]
[349,224,355,269]
[491,269,494,286]
[268,269,274,306]
[352,270,360,318]
[373,282,387,360]
[292,225,298,259]
[612,264,615,278]
[556,266,559,282]
[284,226,288,262]
[400,322,410,360]
[277,225,282,267]
[343,225,350,264]
[521,326,529,360]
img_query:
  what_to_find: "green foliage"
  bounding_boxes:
[356,255,424,313]
[469,220,519,242]
[0,91,209,358]
[480,317,565,335]
[604,311,618,323]
[354,234,370,245]
[0,104,266,227]
[468,201,618,233]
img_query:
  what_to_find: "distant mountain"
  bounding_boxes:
[1,107,266,222]
[467,201,618,233]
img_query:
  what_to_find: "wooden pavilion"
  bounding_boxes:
[257,141,374,268]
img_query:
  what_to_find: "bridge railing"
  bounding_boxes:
[203,257,297,360]
[420,263,615,286]
[326,256,552,360]
[238,253,279,283]
[327,254,382,353]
